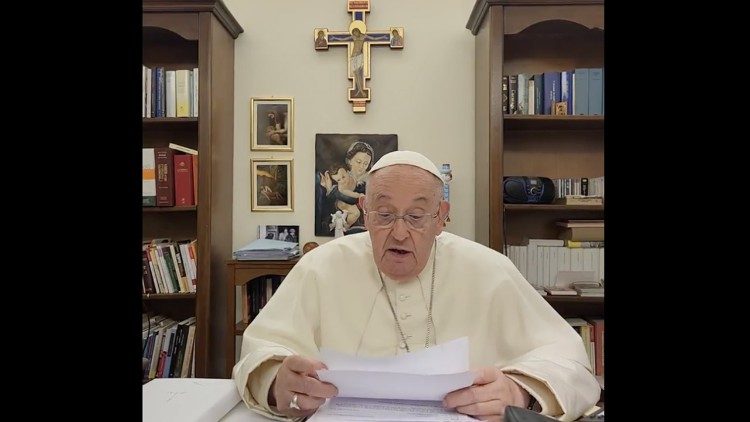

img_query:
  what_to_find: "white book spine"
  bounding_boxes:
[537,246,544,288]
[527,244,538,286]
[145,67,152,118]
[599,248,605,282]
[165,70,176,118]
[519,247,527,280]
[542,247,550,288]
[570,249,583,271]
[558,247,570,274]
[192,68,199,117]
[549,247,559,286]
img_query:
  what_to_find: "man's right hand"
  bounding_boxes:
[269,355,338,417]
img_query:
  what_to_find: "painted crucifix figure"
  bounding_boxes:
[314,0,404,113]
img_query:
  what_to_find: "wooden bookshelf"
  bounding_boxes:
[143,206,197,213]
[469,0,605,388]
[225,259,299,377]
[503,114,603,130]
[469,0,604,251]
[142,0,243,378]
[143,292,197,300]
[504,204,603,211]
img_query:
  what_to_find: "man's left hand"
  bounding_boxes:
[443,366,530,422]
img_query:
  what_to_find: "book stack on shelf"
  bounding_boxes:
[143,66,199,119]
[142,238,198,295]
[556,220,604,241]
[565,317,604,379]
[502,69,604,116]
[505,239,604,294]
[242,275,285,324]
[143,144,198,208]
[142,314,197,380]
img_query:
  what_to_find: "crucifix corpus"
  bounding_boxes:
[314,0,404,113]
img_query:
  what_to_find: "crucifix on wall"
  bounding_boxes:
[314,0,404,113]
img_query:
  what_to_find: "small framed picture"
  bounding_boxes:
[251,97,294,151]
[259,225,299,244]
[251,158,293,212]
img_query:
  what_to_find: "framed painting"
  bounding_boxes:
[314,134,398,236]
[251,97,294,151]
[251,158,293,212]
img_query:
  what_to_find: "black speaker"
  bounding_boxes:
[503,176,556,204]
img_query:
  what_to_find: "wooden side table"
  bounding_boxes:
[225,259,299,378]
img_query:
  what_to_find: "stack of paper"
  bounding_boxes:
[143,378,240,422]
[233,238,300,260]
[309,337,476,422]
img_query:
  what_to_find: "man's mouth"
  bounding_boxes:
[387,248,410,255]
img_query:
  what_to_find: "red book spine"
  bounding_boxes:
[173,154,194,206]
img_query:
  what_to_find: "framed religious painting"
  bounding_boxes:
[314,134,398,236]
[251,97,294,151]
[251,158,293,212]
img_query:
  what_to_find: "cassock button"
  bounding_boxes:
[400,312,410,320]
[399,294,408,301]
[399,341,407,349]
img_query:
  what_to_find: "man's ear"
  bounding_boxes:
[358,195,366,210]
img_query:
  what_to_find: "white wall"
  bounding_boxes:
[226,0,477,251]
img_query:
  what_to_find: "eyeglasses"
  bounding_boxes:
[363,207,440,230]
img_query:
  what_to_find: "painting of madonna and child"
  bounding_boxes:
[315,134,398,236]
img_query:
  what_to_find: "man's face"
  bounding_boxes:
[359,165,449,282]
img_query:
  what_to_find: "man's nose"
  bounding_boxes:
[390,218,409,241]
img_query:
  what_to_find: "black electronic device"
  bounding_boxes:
[502,176,556,204]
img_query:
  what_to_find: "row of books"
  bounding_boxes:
[143,314,196,379]
[143,145,198,207]
[502,68,604,116]
[566,317,604,377]
[143,66,199,118]
[242,276,285,323]
[551,177,604,199]
[505,240,604,288]
[142,238,198,294]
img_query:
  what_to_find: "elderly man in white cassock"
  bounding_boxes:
[233,151,600,422]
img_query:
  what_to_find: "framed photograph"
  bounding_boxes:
[251,158,293,212]
[251,97,294,151]
[259,225,299,245]
[314,134,398,236]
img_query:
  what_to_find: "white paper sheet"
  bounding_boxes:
[320,337,469,374]
[316,337,474,401]
[307,397,477,422]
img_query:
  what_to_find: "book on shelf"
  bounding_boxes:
[565,240,604,248]
[556,220,604,241]
[143,148,157,207]
[169,142,198,155]
[554,196,603,206]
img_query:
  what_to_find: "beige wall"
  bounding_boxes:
[226,0,477,252]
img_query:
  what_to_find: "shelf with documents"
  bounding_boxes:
[225,258,300,377]
[504,204,603,212]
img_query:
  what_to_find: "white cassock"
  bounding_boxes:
[232,232,600,421]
